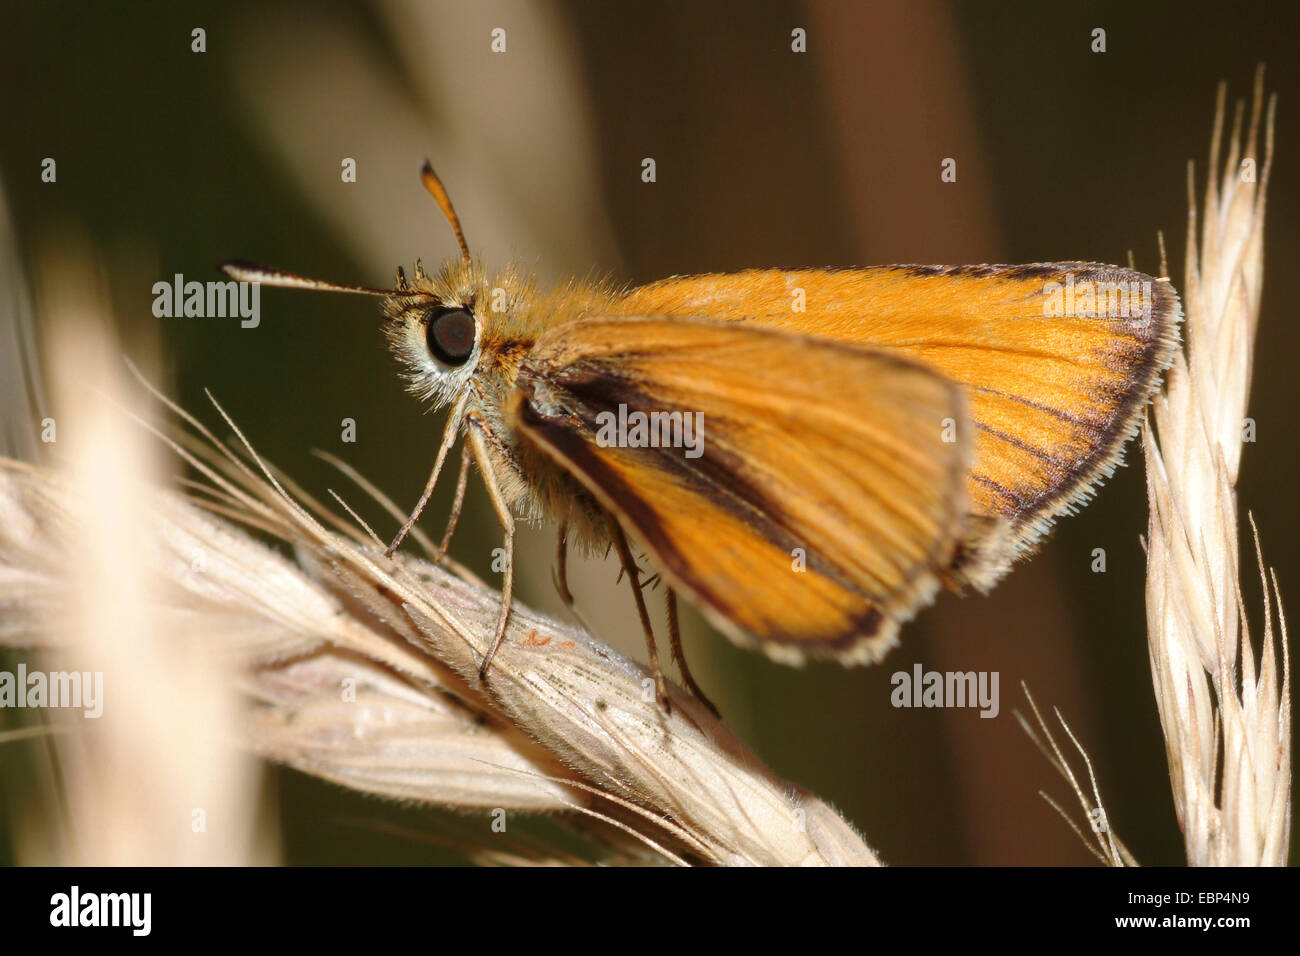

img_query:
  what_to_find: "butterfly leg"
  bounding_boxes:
[604,513,671,713]
[434,448,471,563]
[665,589,720,718]
[553,521,575,608]
[551,522,606,639]
[386,392,469,557]
[466,417,515,681]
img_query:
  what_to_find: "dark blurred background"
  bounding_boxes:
[2,0,1295,865]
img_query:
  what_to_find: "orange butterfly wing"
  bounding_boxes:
[612,263,1180,583]
[512,317,968,663]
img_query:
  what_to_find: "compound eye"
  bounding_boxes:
[425,308,476,367]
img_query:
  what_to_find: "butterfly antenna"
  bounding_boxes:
[218,261,407,296]
[420,159,470,263]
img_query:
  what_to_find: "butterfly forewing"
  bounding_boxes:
[513,317,969,664]
[614,264,1180,579]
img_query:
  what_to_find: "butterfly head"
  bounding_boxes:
[380,256,529,411]
[221,160,539,414]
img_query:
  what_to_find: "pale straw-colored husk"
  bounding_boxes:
[1143,68,1290,866]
